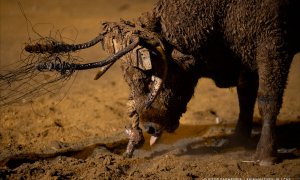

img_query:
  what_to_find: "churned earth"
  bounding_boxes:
[0,0,299,179]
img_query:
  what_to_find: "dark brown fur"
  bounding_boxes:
[101,0,300,165]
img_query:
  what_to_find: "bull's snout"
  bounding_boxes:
[144,125,156,134]
[142,122,162,136]
[142,122,163,146]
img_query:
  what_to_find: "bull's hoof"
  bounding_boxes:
[253,153,278,166]
[259,159,276,166]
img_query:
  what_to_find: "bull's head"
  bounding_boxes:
[25,15,199,156]
[100,18,199,145]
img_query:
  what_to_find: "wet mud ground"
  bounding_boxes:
[0,0,300,179]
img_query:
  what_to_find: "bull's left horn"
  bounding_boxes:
[25,34,104,54]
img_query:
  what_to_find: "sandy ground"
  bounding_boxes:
[0,0,300,179]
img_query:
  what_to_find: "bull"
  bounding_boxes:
[25,0,300,166]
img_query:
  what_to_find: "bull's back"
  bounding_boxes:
[153,0,299,67]
[153,0,225,54]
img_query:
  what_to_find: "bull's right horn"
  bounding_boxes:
[144,45,168,109]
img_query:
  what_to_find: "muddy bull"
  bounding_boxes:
[24,0,300,166]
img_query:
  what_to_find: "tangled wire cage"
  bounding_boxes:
[0,35,81,107]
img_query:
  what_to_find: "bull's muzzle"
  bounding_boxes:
[142,122,163,146]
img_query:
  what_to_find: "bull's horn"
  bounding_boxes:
[25,33,104,54]
[144,45,168,108]
[36,39,140,73]
[73,38,140,70]
[150,135,160,146]
[94,62,115,80]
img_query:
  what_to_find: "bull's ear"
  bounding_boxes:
[111,38,152,71]
[136,47,152,71]
[131,46,152,71]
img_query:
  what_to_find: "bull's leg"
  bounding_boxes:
[234,71,258,141]
[255,45,292,166]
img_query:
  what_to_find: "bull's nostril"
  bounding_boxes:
[146,126,156,135]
